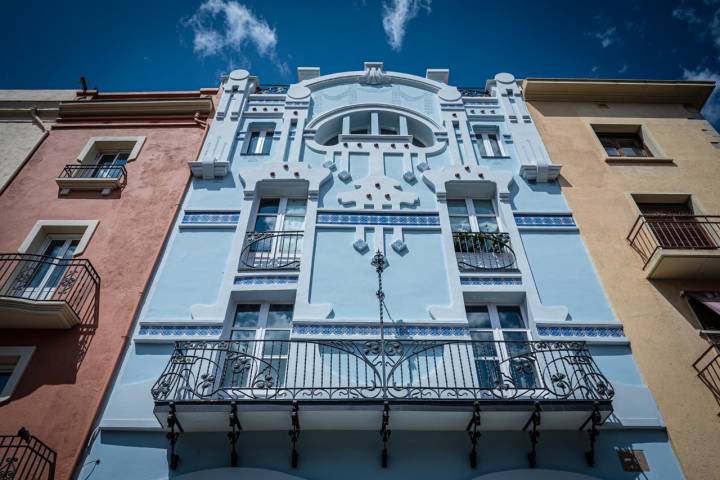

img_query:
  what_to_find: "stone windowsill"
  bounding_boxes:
[605,156,675,164]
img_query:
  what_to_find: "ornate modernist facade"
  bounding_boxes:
[78,64,682,479]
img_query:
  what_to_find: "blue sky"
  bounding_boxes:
[2,0,719,122]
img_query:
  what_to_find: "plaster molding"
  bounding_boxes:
[18,219,99,256]
[337,175,418,209]
[422,165,513,201]
[0,346,35,404]
[239,162,331,200]
[76,136,146,164]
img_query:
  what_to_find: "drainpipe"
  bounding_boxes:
[0,107,52,196]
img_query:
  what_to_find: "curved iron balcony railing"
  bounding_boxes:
[152,339,614,403]
[627,214,720,267]
[457,87,491,97]
[0,253,100,326]
[255,84,290,95]
[453,232,517,271]
[239,231,303,271]
[0,429,56,480]
[58,164,127,183]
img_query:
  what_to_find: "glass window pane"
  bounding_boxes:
[282,216,304,231]
[254,216,277,232]
[261,131,274,154]
[233,305,261,328]
[230,330,256,340]
[285,199,307,216]
[477,217,499,233]
[0,372,11,393]
[472,200,494,215]
[258,199,280,214]
[447,200,469,215]
[498,307,525,329]
[263,330,290,356]
[450,216,471,232]
[267,305,293,327]
[475,360,502,388]
[247,131,260,153]
[466,306,492,329]
[604,146,620,156]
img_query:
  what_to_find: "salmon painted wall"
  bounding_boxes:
[0,124,205,479]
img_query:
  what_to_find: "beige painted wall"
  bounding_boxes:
[527,99,720,480]
[0,90,76,191]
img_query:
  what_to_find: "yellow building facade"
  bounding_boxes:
[524,78,720,480]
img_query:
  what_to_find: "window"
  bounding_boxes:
[448,198,498,233]
[637,202,715,249]
[86,151,129,178]
[686,292,720,332]
[243,198,306,270]
[245,128,274,155]
[253,198,306,233]
[466,305,537,389]
[8,237,80,300]
[597,133,652,158]
[225,304,294,388]
[475,132,506,157]
[0,347,34,403]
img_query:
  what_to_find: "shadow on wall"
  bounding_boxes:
[529,102,696,120]
[508,178,563,211]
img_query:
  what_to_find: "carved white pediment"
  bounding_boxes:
[240,162,331,199]
[361,62,390,86]
[422,165,513,201]
[338,175,418,209]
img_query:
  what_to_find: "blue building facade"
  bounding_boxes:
[78,64,684,480]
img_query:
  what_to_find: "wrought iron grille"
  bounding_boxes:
[255,85,289,95]
[693,336,720,414]
[0,431,56,480]
[453,232,517,271]
[58,164,127,184]
[152,339,614,403]
[239,231,303,271]
[457,87,490,97]
[627,215,720,267]
[0,253,100,324]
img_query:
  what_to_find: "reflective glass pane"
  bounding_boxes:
[488,134,503,156]
[230,329,256,340]
[447,200,469,215]
[466,306,492,329]
[233,305,261,328]
[498,307,525,329]
[258,199,280,214]
[472,200,494,215]
[477,217,499,233]
[282,216,304,231]
[450,216,471,232]
[510,359,538,389]
[285,199,307,216]
[254,216,277,232]
[247,131,260,153]
[267,305,293,327]
[263,330,290,356]
[504,331,532,357]
[0,372,11,393]
[261,131,274,154]
[475,360,502,388]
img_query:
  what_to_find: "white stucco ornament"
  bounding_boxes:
[287,84,311,100]
[338,175,418,209]
[494,72,515,84]
[361,62,390,85]
[437,86,462,102]
[229,69,249,81]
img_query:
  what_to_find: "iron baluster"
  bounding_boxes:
[228,402,241,467]
[466,402,482,469]
[380,401,391,468]
[523,402,541,469]
[166,402,183,470]
[371,250,387,396]
[581,402,602,467]
[289,401,300,468]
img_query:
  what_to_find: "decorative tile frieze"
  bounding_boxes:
[460,277,522,286]
[536,325,625,338]
[138,325,223,337]
[513,213,576,227]
[317,212,440,226]
[181,211,240,225]
[292,324,469,337]
[234,275,298,286]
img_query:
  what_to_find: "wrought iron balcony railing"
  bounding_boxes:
[58,164,127,183]
[0,253,100,326]
[453,232,517,271]
[255,85,290,95]
[0,429,56,480]
[693,335,720,414]
[627,215,720,267]
[152,339,613,403]
[457,87,491,97]
[239,231,303,271]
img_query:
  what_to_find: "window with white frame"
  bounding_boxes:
[244,198,306,269]
[447,198,499,233]
[475,131,506,157]
[0,347,34,403]
[224,303,294,388]
[245,128,275,155]
[84,151,129,178]
[466,305,537,389]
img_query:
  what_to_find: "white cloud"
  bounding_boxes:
[672,7,701,24]
[618,64,628,74]
[594,26,617,48]
[591,65,599,73]
[185,0,287,74]
[382,0,431,51]
[682,67,720,122]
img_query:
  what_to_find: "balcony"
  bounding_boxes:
[239,231,303,271]
[152,338,613,432]
[56,164,127,195]
[0,429,56,480]
[453,232,517,272]
[627,215,720,279]
[693,334,720,414]
[0,253,100,328]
